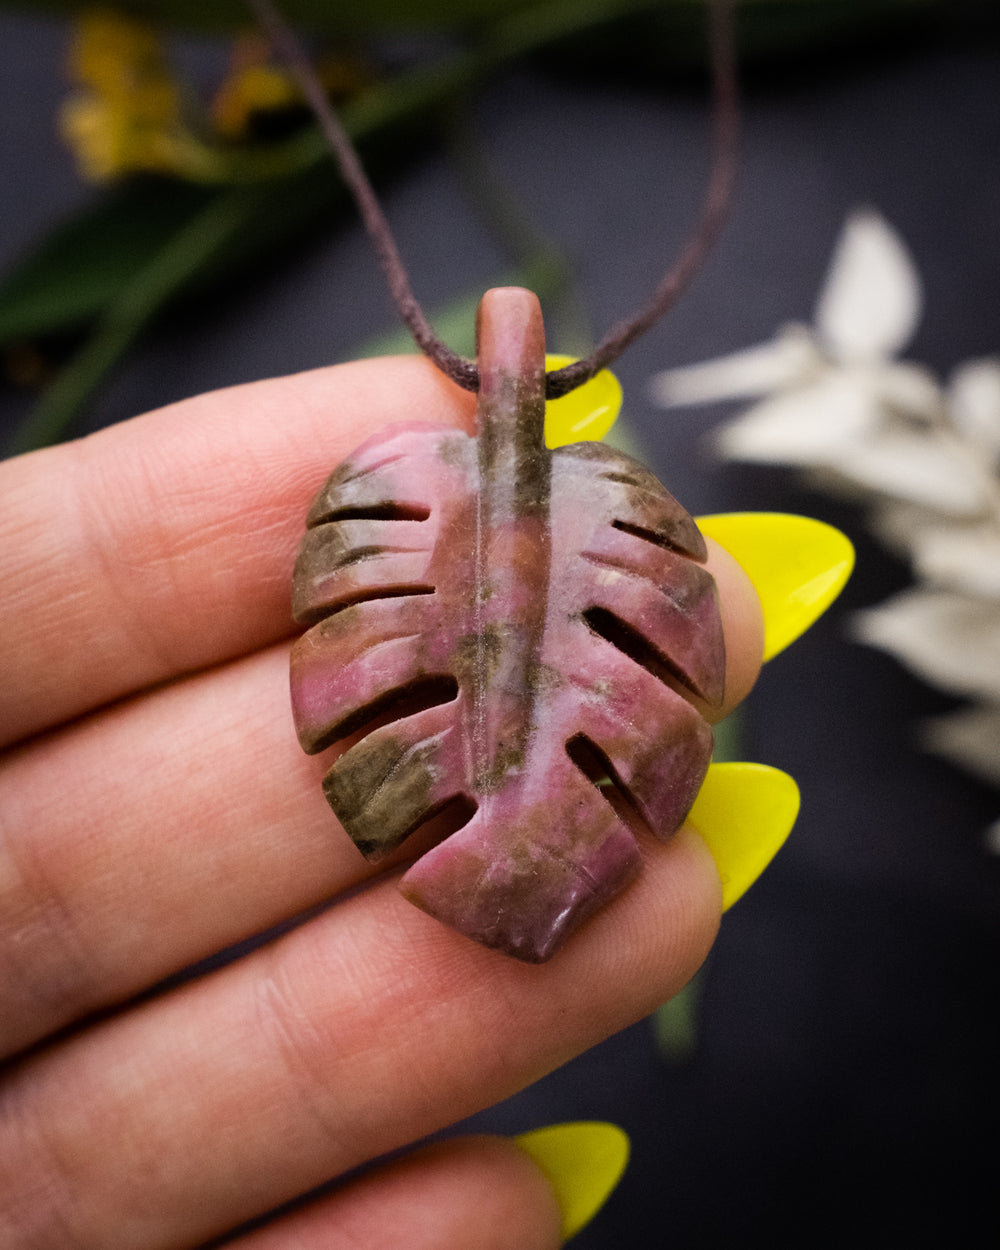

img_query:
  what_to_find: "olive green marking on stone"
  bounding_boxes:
[471,330,552,809]
[527,659,565,696]
[436,431,475,468]
[475,736,528,795]
[454,624,506,687]
[324,731,441,860]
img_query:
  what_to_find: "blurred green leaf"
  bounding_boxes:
[6,0,671,454]
[10,0,904,358]
[711,708,742,765]
[0,69,461,350]
[4,0,945,453]
[0,0,551,34]
[0,0,629,353]
[351,251,567,362]
[6,188,258,455]
[0,181,216,345]
[654,971,702,1062]
[0,157,369,357]
[354,285,506,363]
[0,0,952,61]
[0,0,945,41]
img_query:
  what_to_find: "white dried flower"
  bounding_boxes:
[650,207,1000,845]
[921,705,1000,788]
[853,589,1000,704]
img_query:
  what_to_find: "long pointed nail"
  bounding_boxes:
[514,1121,630,1242]
[687,761,800,910]
[697,512,854,660]
[544,355,622,447]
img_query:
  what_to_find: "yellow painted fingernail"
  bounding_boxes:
[515,1121,629,1242]
[544,354,622,447]
[688,761,800,909]
[696,512,854,660]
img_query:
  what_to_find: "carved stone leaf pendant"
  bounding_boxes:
[290,287,725,962]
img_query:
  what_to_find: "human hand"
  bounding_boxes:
[0,356,849,1247]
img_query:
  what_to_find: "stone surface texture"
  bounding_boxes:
[290,287,725,961]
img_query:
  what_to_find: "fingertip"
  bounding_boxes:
[233,1134,564,1250]
[702,536,766,717]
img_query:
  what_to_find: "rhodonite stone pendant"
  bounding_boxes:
[290,287,725,962]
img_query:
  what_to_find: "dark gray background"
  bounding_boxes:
[1,8,998,1247]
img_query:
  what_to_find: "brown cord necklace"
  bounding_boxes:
[256,0,740,962]
[250,0,738,397]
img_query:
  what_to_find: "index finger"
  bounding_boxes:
[0,357,476,748]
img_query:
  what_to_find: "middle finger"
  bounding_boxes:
[0,824,718,1250]
[0,645,355,1058]
[0,540,759,1059]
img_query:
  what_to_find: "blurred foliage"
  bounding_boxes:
[7,0,560,32]
[654,971,702,1062]
[0,0,944,40]
[0,0,975,453]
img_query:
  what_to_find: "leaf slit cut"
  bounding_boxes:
[335,452,410,485]
[582,606,702,700]
[580,550,655,576]
[611,518,679,551]
[566,734,653,840]
[304,584,435,625]
[600,470,647,487]
[332,543,427,569]
[314,674,459,753]
[380,793,479,864]
[597,473,671,511]
[321,503,431,523]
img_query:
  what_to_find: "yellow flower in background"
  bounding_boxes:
[212,34,300,141]
[212,34,373,142]
[69,7,166,90]
[58,10,376,182]
[59,8,190,181]
[213,63,300,140]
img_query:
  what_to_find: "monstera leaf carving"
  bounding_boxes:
[290,288,725,962]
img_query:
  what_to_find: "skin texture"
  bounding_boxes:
[0,354,762,1248]
[232,1137,565,1250]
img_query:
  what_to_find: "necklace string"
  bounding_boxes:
[249,0,738,399]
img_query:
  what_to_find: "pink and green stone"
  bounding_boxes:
[290,287,725,962]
